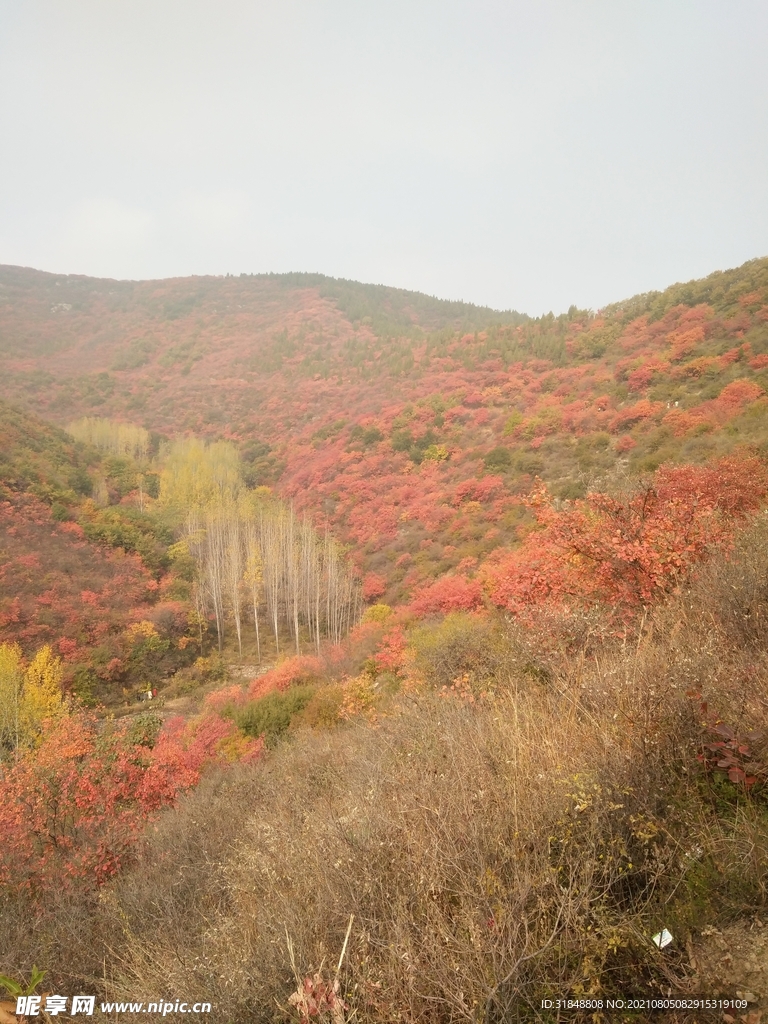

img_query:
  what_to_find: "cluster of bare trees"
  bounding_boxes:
[184,496,361,658]
[156,436,361,657]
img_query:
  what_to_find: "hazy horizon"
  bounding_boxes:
[1,1,766,316]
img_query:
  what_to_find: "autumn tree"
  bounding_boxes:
[0,643,64,757]
[0,643,23,755]
[183,494,360,656]
[485,455,768,619]
[156,434,360,655]
[243,517,264,663]
[159,438,241,514]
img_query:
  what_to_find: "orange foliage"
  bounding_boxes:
[0,710,253,892]
[409,575,484,615]
[246,655,324,701]
[485,456,768,617]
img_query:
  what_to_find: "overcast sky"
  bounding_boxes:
[1,1,766,314]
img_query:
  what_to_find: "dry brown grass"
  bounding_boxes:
[5,519,768,1022]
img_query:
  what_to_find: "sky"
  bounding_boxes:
[0,0,766,315]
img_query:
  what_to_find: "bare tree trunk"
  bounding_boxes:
[223,509,244,659]
[244,516,263,664]
[285,506,301,655]
[205,509,226,654]
[262,506,282,654]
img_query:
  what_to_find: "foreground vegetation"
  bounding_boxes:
[3,511,768,1021]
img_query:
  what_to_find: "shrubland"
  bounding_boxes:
[2,477,768,1020]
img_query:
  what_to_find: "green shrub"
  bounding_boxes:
[554,479,586,500]
[409,612,513,690]
[235,685,316,746]
[296,684,346,730]
[484,446,512,471]
[503,410,523,435]
[125,711,163,748]
[71,666,98,707]
[512,451,545,476]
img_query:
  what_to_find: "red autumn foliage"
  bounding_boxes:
[372,626,407,674]
[716,378,764,408]
[609,399,665,433]
[0,264,766,608]
[409,575,484,615]
[2,259,768,911]
[453,476,504,505]
[0,495,156,655]
[662,408,713,437]
[0,709,262,893]
[688,689,768,790]
[362,572,387,601]
[627,360,668,392]
[0,718,186,890]
[485,455,768,617]
[245,655,325,701]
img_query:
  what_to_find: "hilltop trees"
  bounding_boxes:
[3,259,768,603]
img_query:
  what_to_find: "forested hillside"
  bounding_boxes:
[0,402,167,694]
[2,258,768,606]
[3,258,768,1021]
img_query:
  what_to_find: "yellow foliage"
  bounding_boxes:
[362,603,392,624]
[167,539,191,561]
[243,550,263,588]
[68,416,149,459]
[217,727,258,762]
[0,643,24,753]
[22,645,64,734]
[125,621,160,642]
[339,674,378,721]
[422,443,449,463]
[0,643,65,754]
[159,438,241,512]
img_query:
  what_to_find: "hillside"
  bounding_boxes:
[2,259,768,604]
[0,400,194,704]
[3,259,768,1020]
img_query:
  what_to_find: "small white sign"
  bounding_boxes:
[652,928,673,949]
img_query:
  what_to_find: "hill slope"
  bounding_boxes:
[1,258,768,603]
[0,399,187,697]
